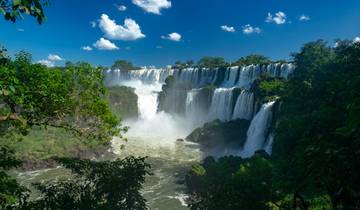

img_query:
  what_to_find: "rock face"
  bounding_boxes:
[186,119,250,149]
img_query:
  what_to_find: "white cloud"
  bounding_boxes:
[99,14,145,41]
[17,28,24,32]
[221,25,235,32]
[132,0,171,15]
[156,45,163,49]
[38,59,54,67]
[93,38,119,50]
[299,14,310,21]
[48,54,62,61]
[82,46,93,51]
[161,32,182,42]
[242,24,262,34]
[115,4,127,11]
[266,11,287,24]
[90,21,97,28]
[353,36,360,43]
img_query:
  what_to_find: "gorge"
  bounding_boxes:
[102,63,294,208]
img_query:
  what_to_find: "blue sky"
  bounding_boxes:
[1,0,360,67]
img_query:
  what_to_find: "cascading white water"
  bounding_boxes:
[105,63,294,89]
[241,101,275,158]
[222,66,239,87]
[208,88,234,122]
[264,133,274,155]
[185,89,207,128]
[232,90,254,120]
[112,80,190,147]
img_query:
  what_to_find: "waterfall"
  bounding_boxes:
[222,66,239,87]
[208,88,234,122]
[237,65,256,88]
[264,133,274,155]
[241,101,275,158]
[185,89,207,128]
[104,63,295,89]
[232,90,254,120]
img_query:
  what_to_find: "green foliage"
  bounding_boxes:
[0,147,27,208]
[186,119,250,148]
[0,127,108,163]
[251,76,287,103]
[107,86,138,120]
[0,0,49,23]
[0,58,120,143]
[186,154,276,210]
[21,156,151,210]
[111,60,139,71]
[197,57,229,69]
[233,54,272,66]
[273,40,360,209]
[0,50,125,209]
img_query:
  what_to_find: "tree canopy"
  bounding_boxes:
[197,57,229,69]
[233,54,272,66]
[0,0,48,23]
[111,60,140,71]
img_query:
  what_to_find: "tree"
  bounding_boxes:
[21,156,151,210]
[186,153,276,210]
[111,60,139,71]
[273,40,360,209]
[0,58,121,141]
[0,0,49,23]
[232,54,271,66]
[197,57,229,69]
[0,52,126,208]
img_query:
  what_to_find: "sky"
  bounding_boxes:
[0,0,360,67]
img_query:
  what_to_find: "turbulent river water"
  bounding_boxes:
[16,80,202,210]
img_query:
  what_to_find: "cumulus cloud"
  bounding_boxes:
[353,36,360,43]
[161,32,182,42]
[299,14,310,21]
[115,4,127,11]
[93,38,119,50]
[132,0,171,15]
[242,24,262,34]
[221,25,235,32]
[266,11,287,24]
[48,54,62,61]
[90,21,97,28]
[82,46,93,51]
[99,14,145,41]
[38,59,54,67]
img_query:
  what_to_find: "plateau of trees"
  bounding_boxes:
[111,60,140,71]
[186,40,360,210]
